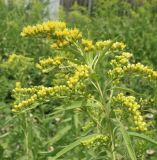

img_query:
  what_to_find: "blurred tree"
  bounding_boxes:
[47,0,60,19]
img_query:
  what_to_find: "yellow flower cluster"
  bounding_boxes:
[82,121,94,131]
[12,94,38,112]
[95,40,112,49]
[82,134,108,148]
[7,53,32,65]
[139,98,154,106]
[8,53,17,62]
[112,42,126,50]
[37,56,63,70]
[37,85,69,97]
[51,28,82,49]
[123,63,157,80]
[21,21,66,37]
[21,21,83,49]
[113,93,147,131]
[108,67,124,77]
[116,52,132,64]
[109,62,157,82]
[13,85,45,94]
[110,52,132,67]
[54,28,69,37]
[12,85,69,112]
[54,28,82,40]
[51,40,69,49]
[67,65,89,88]
[81,39,95,52]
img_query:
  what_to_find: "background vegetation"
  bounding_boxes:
[63,0,157,66]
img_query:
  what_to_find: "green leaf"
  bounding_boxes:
[44,126,71,146]
[117,120,137,160]
[48,134,97,160]
[128,132,157,145]
[48,101,82,117]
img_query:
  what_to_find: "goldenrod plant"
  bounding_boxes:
[11,21,157,159]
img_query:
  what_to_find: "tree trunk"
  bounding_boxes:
[87,0,92,14]
[47,0,60,20]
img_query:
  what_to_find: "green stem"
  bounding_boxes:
[21,113,32,160]
[96,81,104,103]
[73,41,84,57]
[111,132,116,160]
[76,38,116,158]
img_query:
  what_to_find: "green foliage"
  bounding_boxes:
[0,54,35,101]
[90,0,157,67]
[59,2,91,33]
[0,1,50,159]
[0,0,51,58]
[0,0,53,106]
[62,0,157,67]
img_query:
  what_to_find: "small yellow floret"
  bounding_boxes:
[112,42,126,50]
[82,39,95,52]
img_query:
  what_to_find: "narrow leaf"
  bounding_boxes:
[118,120,137,160]
[48,101,82,117]
[128,132,157,145]
[44,126,71,146]
[48,134,97,160]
